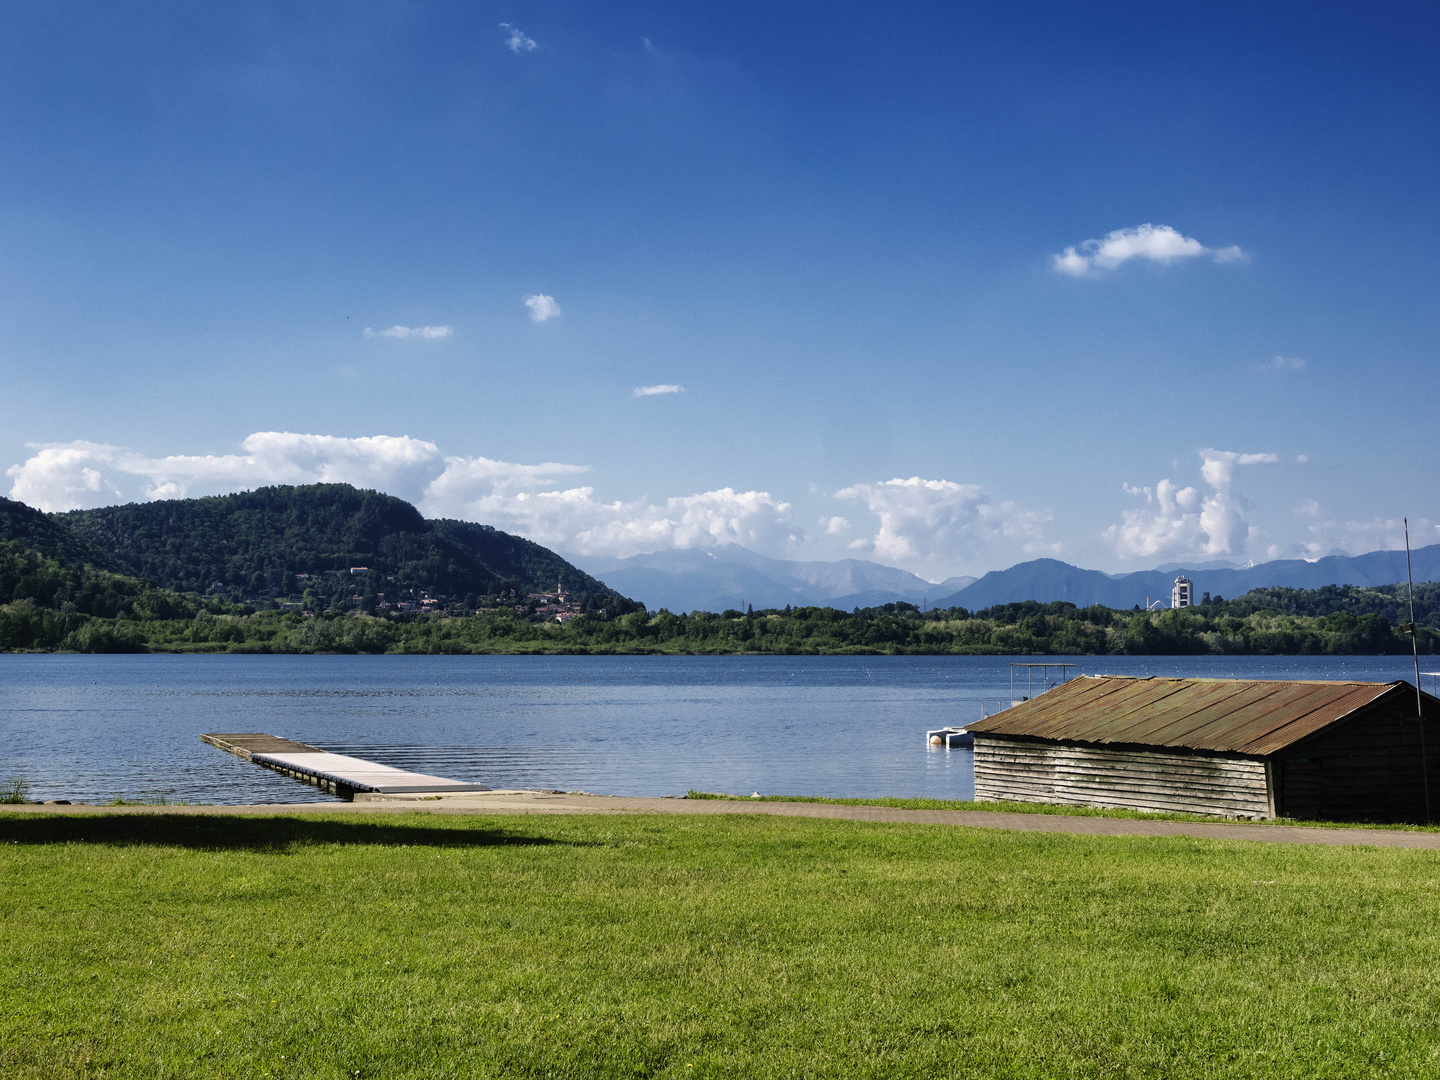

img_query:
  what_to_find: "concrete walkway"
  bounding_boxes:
[5,791,1440,849]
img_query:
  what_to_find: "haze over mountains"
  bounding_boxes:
[569,546,976,613]
[570,544,1440,614]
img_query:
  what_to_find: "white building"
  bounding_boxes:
[1172,576,1194,608]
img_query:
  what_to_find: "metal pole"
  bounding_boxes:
[1405,518,1430,824]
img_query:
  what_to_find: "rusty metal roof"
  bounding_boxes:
[965,676,1414,756]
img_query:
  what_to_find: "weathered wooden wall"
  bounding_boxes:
[974,734,1272,817]
[1281,704,1440,822]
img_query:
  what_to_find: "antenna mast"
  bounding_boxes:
[1405,517,1430,824]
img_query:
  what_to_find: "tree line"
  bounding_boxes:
[7,588,1437,655]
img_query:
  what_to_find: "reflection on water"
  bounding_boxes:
[2,653,1435,805]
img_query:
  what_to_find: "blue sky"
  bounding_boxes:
[2,2,1437,579]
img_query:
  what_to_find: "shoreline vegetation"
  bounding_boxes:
[3,586,1438,655]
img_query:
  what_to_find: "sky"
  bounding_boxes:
[2,1,1437,580]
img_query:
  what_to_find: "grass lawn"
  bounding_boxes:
[3,812,1440,1079]
[687,791,1440,832]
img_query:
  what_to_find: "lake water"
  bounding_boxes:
[3,653,1439,805]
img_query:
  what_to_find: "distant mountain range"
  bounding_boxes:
[933,547,1440,610]
[571,543,1440,614]
[568,545,975,613]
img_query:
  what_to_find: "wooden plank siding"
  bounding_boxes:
[976,705,1440,822]
[975,733,1272,818]
[969,679,1440,822]
[1279,705,1440,822]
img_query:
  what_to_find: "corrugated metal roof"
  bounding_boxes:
[965,676,1411,756]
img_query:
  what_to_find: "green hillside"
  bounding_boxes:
[0,497,197,651]
[0,497,128,574]
[57,484,630,610]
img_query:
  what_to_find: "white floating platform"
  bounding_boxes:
[202,733,489,799]
[926,727,974,748]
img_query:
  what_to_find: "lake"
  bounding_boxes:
[3,653,1439,805]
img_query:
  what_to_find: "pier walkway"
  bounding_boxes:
[201,733,489,799]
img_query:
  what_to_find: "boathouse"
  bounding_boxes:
[967,676,1440,820]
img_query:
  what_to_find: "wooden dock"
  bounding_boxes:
[201,733,490,800]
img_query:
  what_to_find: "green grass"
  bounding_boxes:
[0,775,29,804]
[686,790,1440,832]
[4,811,1440,1079]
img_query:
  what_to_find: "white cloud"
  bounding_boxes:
[364,325,453,340]
[1052,224,1246,277]
[5,442,125,512]
[1104,449,1278,561]
[822,515,850,535]
[632,384,683,398]
[524,294,561,322]
[6,433,446,511]
[421,455,589,504]
[1270,355,1305,370]
[836,476,1053,574]
[424,474,795,559]
[500,23,536,52]
[6,433,797,561]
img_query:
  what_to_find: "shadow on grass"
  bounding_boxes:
[0,814,580,852]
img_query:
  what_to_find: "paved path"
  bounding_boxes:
[5,791,1440,849]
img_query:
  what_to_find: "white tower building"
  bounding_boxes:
[1172,576,1193,608]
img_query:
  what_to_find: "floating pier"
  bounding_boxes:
[201,733,490,800]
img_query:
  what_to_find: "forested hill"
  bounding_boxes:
[0,497,195,648]
[54,484,632,609]
[0,497,128,574]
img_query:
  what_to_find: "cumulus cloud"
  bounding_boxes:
[524,294,561,322]
[5,442,126,512]
[425,478,795,559]
[364,325,453,340]
[632,384,683,398]
[6,433,448,511]
[1052,224,1246,277]
[822,516,850,535]
[836,477,1053,573]
[6,433,797,561]
[421,455,589,506]
[500,23,536,52]
[1104,449,1279,561]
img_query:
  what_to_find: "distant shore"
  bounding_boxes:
[4,592,1436,656]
